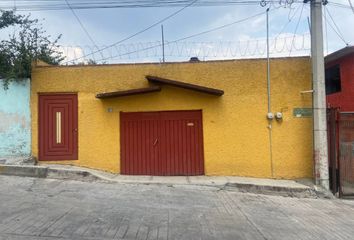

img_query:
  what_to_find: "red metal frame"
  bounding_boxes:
[38,93,78,161]
[120,110,205,176]
[338,112,354,197]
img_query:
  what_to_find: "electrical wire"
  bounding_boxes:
[12,0,18,36]
[64,0,199,64]
[274,3,301,39]
[288,3,304,56]
[326,7,347,41]
[0,0,302,11]
[93,9,271,63]
[325,7,349,45]
[64,0,104,59]
[349,0,354,14]
[328,2,354,10]
[324,5,329,55]
[324,9,348,45]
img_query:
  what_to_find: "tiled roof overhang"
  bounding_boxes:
[146,75,224,96]
[96,86,161,99]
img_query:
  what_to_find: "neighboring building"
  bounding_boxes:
[0,79,31,164]
[325,47,354,196]
[325,46,354,111]
[31,57,313,179]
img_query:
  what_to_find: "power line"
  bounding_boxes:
[0,0,301,11]
[64,0,104,59]
[324,5,329,55]
[64,0,199,64]
[328,2,354,10]
[92,10,273,63]
[323,8,348,45]
[325,6,349,45]
[11,0,18,37]
[326,7,346,41]
[289,3,304,56]
[274,3,301,39]
[349,0,354,14]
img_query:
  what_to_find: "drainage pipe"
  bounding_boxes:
[266,8,274,178]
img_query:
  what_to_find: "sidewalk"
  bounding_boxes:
[0,163,330,198]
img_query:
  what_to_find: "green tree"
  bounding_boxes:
[0,10,25,28]
[0,10,64,89]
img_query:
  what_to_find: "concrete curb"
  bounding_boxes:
[223,182,317,198]
[0,165,48,178]
[0,164,327,198]
[47,168,103,182]
[0,164,101,182]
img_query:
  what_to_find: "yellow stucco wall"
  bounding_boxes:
[31,57,313,179]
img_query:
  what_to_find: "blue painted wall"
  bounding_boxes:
[0,79,31,157]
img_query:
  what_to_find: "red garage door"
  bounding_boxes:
[120,110,204,175]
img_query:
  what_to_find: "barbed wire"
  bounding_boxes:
[259,0,296,8]
[58,33,310,64]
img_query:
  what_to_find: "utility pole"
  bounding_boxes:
[161,25,165,63]
[310,0,329,190]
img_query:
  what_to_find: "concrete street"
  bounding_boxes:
[0,175,354,240]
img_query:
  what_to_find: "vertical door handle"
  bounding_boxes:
[56,112,62,144]
[153,138,158,146]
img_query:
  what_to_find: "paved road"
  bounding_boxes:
[0,176,354,240]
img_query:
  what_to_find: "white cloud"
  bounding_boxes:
[58,46,85,63]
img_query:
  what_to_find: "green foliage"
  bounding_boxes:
[0,10,64,89]
[0,10,26,29]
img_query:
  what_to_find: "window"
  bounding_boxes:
[325,65,341,95]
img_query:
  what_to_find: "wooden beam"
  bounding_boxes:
[96,86,161,99]
[146,76,224,96]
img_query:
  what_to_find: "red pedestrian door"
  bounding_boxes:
[38,94,78,160]
[120,110,204,176]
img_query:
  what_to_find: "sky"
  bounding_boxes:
[0,0,353,64]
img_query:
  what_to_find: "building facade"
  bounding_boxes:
[31,57,313,179]
[0,79,31,164]
[326,46,354,111]
[325,47,354,196]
